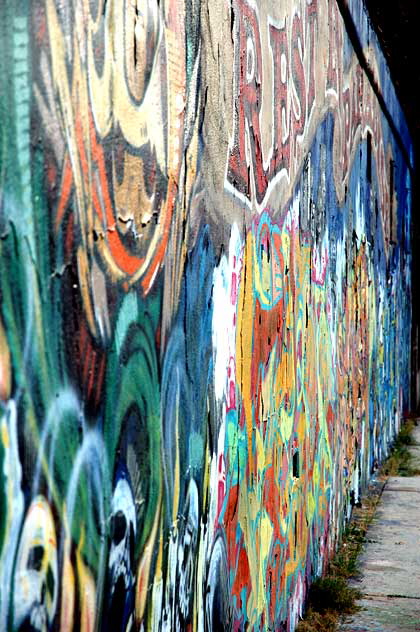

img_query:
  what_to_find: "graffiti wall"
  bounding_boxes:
[0,0,412,630]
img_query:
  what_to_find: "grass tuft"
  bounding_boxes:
[296,608,338,632]
[306,577,361,614]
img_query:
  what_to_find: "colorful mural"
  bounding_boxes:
[0,0,412,630]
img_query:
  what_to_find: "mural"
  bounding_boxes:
[0,0,412,630]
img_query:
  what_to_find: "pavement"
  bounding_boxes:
[339,421,420,632]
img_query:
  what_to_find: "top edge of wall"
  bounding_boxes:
[341,0,414,170]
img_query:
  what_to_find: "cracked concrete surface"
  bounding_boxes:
[340,422,420,631]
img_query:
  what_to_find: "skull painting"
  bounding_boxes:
[12,496,58,631]
[105,468,137,631]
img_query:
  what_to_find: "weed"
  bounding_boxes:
[296,608,337,632]
[307,577,361,614]
[296,573,363,631]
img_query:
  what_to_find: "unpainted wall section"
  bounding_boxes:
[0,0,412,630]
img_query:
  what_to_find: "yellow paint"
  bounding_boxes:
[236,235,255,460]
[76,536,97,632]
[1,418,9,449]
[0,318,11,402]
[60,512,75,632]
[135,493,162,625]
[172,388,181,526]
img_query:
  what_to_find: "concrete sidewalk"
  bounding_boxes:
[340,422,420,632]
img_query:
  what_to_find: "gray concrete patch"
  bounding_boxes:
[341,596,420,631]
[410,423,420,469]
[409,446,420,470]
[347,477,420,599]
[339,425,420,631]
[411,424,420,445]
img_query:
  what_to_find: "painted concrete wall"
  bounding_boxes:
[0,0,412,630]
